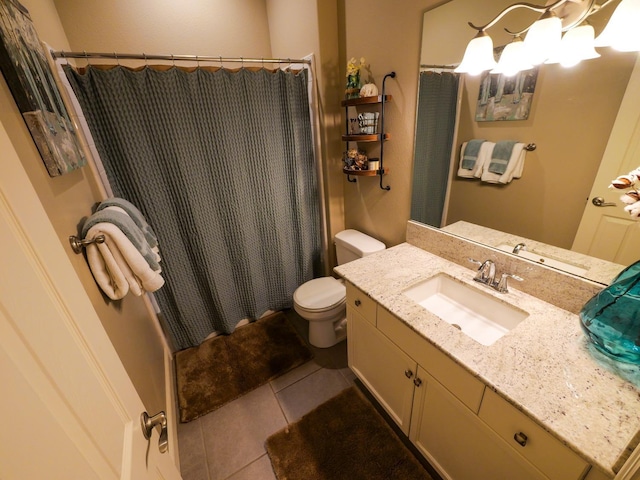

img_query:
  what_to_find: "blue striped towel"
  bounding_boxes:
[461,139,486,170]
[488,141,519,175]
[97,197,158,249]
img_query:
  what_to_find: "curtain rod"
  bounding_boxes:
[420,64,458,70]
[50,50,311,65]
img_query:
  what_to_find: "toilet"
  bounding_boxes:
[293,229,385,348]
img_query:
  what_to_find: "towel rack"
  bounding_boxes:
[69,234,105,254]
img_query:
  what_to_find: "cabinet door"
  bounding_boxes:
[409,368,547,480]
[347,307,416,434]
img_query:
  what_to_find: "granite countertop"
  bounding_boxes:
[335,242,640,477]
[442,221,625,285]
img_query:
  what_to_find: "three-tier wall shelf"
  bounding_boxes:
[342,71,395,191]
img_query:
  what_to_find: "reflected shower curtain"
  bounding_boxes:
[411,71,460,227]
[65,66,322,350]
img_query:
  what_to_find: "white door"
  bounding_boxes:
[572,57,640,265]
[0,124,182,479]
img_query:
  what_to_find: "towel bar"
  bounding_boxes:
[69,234,106,254]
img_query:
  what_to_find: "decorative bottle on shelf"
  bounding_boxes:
[579,260,640,364]
[345,71,360,99]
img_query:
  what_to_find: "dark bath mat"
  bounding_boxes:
[175,311,313,422]
[266,386,433,480]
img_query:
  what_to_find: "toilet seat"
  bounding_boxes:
[293,277,346,312]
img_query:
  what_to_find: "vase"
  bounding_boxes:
[345,72,361,99]
[579,259,640,364]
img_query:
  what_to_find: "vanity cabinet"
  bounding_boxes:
[345,281,593,480]
[346,292,416,433]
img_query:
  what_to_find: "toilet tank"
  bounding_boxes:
[334,229,386,265]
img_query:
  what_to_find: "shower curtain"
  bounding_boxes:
[410,71,460,227]
[65,65,322,350]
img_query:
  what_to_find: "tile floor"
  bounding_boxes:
[176,309,357,480]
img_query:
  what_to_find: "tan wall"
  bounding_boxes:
[53,0,272,58]
[342,0,445,248]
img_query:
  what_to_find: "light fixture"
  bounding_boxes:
[594,0,640,51]
[491,36,534,75]
[546,24,600,67]
[457,0,640,75]
[454,31,498,75]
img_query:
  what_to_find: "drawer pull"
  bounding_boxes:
[354,299,361,307]
[514,432,528,447]
[404,369,414,379]
[413,377,423,387]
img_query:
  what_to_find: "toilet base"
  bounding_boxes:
[309,317,347,348]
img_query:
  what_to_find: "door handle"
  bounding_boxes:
[592,196,616,207]
[141,411,169,453]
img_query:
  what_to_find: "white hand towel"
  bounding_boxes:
[458,141,481,178]
[85,223,164,299]
[481,142,526,184]
[473,142,495,178]
[85,239,130,300]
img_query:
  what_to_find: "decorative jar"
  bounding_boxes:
[580,260,640,364]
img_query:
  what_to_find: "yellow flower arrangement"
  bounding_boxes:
[345,57,367,99]
[346,57,366,77]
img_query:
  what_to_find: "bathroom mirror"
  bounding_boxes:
[413,0,640,285]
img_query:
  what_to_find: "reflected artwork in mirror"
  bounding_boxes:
[413,0,640,285]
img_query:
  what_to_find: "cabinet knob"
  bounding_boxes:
[404,369,413,379]
[513,432,528,447]
[354,299,361,307]
[413,377,423,387]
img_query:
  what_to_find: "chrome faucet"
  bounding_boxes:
[469,259,496,285]
[512,243,526,254]
[468,258,523,293]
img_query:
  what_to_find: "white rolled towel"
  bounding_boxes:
[85,222,164,300]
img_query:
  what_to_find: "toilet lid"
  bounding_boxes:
[294,277,346,311]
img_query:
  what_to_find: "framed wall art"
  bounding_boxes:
[0,0,86,176]
[475,67,539,122]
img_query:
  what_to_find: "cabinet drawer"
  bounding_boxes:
[345,282,376,325]
[377,306,484,413]
[479,388,589,480]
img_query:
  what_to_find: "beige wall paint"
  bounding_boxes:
[343,0,445,248]
[1,0,168,414]
[53,0,272,58]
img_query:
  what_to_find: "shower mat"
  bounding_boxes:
[175,311,313,422]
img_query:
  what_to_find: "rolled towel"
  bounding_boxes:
[85,222,164,297]
[82,209,161,272]
[85,239,130,300]
[457,140,486,178]
[96,197,158,249]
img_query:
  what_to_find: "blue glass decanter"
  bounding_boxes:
[580,260,640,364]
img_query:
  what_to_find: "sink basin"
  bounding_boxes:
[403,274,529,346]
[496,244,588,276]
